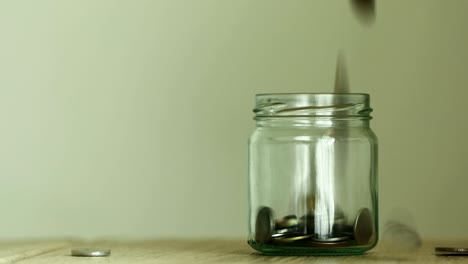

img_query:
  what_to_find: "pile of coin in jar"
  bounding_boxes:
[254,206,374,247]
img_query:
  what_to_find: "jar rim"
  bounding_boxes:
[254,93,372,118]
[256,92,369,96]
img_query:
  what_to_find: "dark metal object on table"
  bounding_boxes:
[435,247,468,256]
[71,248,111,257]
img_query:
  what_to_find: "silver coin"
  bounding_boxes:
[312,236,350,243]
[354,207,374,245]
[255,206,274,243]
[71,248,111,257]
[273,234,314,244]
[271,231,303,239]
[274,227,301,235]
[435,247,468,256]
[306,240,352,248]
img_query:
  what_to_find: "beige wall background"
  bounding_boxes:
[0,0,467,239]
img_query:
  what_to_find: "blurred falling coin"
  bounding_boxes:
[71,248,111,257]
[334,51,349,93]
[350,0,376,25]
[435,247,468,256]
[255,206,274,243]
[354,208,374,245]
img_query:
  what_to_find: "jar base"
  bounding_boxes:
[248,240,375,256]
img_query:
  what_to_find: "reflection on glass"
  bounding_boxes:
[292,144,310,227]
[315,136,335,238]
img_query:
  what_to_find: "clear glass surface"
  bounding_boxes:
[248,94,378,256]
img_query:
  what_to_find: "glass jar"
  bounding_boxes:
[248,93,378,256]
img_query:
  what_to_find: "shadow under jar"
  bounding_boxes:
[248,93,378,256]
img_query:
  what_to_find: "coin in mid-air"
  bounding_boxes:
[255,206,274,243]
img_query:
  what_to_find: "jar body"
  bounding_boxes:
[248,94,378,256]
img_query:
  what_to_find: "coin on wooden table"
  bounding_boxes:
[354,207,374,245]
[435,247,468,256]
[255,206,274,243]
[71,248,111,257]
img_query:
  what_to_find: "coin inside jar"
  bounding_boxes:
[275,215,298,229]
[298,213,315,234]
[255,206,274,243]
[273,234,314,244]
[274,226,302,235]
[354,207,374,245]
[312,236,350,243]
[305,240,352,248]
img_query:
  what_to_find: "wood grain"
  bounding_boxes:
[1,240,467,263]
[0,241,69,263]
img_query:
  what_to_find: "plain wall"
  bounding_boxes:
[0,0,467,239]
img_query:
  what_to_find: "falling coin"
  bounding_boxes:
[255,206,274,243]
[435,247,468,256]
[354,207,374,245]
[350,0,376,25]
[334,51,349,93]
[71,248,111,257]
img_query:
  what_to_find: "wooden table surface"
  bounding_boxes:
[0,240,467,263]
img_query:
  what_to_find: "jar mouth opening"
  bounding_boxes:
[254,93,372,118]
[255,92,370,96]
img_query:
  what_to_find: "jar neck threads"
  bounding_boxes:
[254,93,373,121]
[255,117,370,128]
